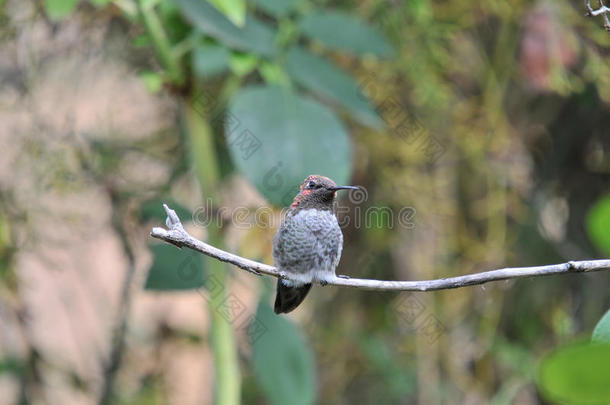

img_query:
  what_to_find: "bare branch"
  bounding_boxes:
[99,189,137,405]
[150,205,610,292]
[585,0,610,31]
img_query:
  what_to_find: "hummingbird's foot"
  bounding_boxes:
[319,280,328,286]
[337,274,350,279]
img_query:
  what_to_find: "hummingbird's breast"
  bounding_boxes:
[272,208,344,286]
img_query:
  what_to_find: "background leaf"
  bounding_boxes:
[286,47,383,130]
[253,301,315,405]
[538,342,610,404]
[175,0,276,56]
[139,71,164,93]
[45,0,78,20]
[259,61,290,85]
[229,52,259,76]
[88,0,111,6]
[206,0,246,27]
[226,85,353,206]
[145,244,205,290]
[192,44,230,78]
[587,195,610,255]
[593,309,610,343]
[299,11,393,57]
[251,0,301,17]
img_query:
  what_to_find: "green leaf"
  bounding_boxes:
[132,34,150,48]
[192,44,230,78]
[0,357,24,375]
[226,85,353,206]
[207,0,245,27]
[139,71,164,93]
[299,11,393,57]
[360,336,415,398]
[253,301,315,405]
[145,244,205,290]
[258,61,290,85]
[538,342,610,404]
[174,0,276,56]
[593,309,610,343]
[229,52,259,76]
[587,195,610,256]
[252,0,300,17]
[45,0,78,20]
[88,0,111,6]
[158,0,192,44]
[285,47,383,130]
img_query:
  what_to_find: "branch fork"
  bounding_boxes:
[585,0,610,31]
[150,204,610,292]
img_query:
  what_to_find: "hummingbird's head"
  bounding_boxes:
[290,175,359,210]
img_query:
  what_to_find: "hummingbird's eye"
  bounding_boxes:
[307,181,316,188]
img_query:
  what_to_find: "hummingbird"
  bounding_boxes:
[273,175,359,314]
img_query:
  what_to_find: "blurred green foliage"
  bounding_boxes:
[145,244,206,290]
[86,0,392,403]
[299,11,394,57]
[537,274,610,404]
[44,0,78,19]
[538,342,610,404]
[587,195,610,256]
[207,0,245,27]
[227,85,352,205]
[1,0,608,403]
[253,301,315,405]
[592,309,610,343]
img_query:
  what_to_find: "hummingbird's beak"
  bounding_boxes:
[329,185,360,191]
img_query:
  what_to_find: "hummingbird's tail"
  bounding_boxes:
[274,279,312,314]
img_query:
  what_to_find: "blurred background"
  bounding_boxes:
[0,0,610,404]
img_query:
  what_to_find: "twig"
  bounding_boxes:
[98,189,137,405]
[150,204,610,292]
[585,0,610,31]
